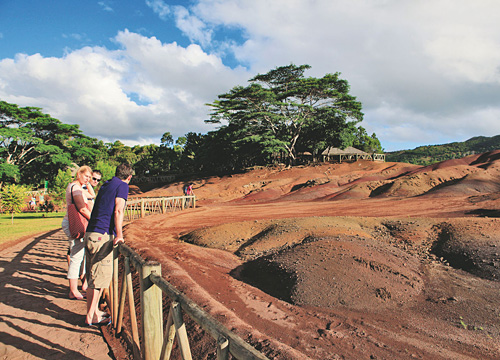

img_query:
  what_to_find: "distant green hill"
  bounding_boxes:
[385,135,500,165]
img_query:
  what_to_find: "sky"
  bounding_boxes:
[1,0,499,152]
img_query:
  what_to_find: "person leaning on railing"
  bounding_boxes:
[83,163,134,326]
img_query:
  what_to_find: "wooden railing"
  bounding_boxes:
[324,153,386,163]
[110,195,268,359]
[125,196,196,222]
[109,243,269,360]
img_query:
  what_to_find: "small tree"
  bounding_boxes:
[51,169,72,206]
[1,184,29,224]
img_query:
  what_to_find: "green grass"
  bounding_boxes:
[0,212,65,246]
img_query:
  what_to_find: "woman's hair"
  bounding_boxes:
[76,165,92,178]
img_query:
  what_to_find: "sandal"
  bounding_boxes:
[86,316,111,327]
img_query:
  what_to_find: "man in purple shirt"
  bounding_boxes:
[84,163,134,326]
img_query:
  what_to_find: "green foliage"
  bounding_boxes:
[386,135,500,165]
[67,136,109,166]
[0,100,81,186]
[0,183,30,223]
[108,140,138,165]
[93,161,116,182]
[207,64,365,169]
[0,160,20,184]
[352,126,384,153]
[50,169,72,206]
[161,132,174,147]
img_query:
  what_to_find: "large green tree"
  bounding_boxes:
[0,100,81,185]
[207,64,365,165]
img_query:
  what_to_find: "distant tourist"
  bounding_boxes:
[84,163,134,326]
[183,182,194,207]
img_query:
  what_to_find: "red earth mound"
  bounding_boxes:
[126,153,500,359]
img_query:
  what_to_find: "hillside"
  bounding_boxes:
[133,150,500,207]
[386,134,500,165]
[125,152,500,360]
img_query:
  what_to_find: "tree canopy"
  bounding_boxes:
[206,64,379,166]
[0,101,81,185]
[0,65,385,189]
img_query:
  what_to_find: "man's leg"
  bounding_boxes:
[86,287,104,324]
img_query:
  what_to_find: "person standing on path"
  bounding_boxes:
[69,170,102,265]
[84,163,134,326]
[62,166,93,300]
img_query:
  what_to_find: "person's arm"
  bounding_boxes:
[113,197,126,245]
[73,187,92,220]
[85,184,96,199]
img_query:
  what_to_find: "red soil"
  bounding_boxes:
[125,152,500,359]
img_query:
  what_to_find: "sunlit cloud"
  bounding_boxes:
[0,30,249,144]
[145,0,171,20]
[1,0,499,151]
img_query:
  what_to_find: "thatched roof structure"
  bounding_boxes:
[321,146,368,156]
[321,146,385,162]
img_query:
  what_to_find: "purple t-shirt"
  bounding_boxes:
[87,176,129,235]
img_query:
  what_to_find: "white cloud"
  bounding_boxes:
[172,6,212,47]
[0,31,250,143]
[145,0,171,20]
[1,0,500,152]
[188,0,500,150]
[62,33,90,42]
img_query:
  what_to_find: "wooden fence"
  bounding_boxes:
[108,243,269,360]
[109,195,268,359]
[125,196,196,222]
[330,153,386,163]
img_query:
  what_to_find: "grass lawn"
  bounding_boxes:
[0,212,64,247]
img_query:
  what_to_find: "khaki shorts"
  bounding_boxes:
[84,232,114,289]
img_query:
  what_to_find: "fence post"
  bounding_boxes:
[160,307,176,360]
[141,199,145,218]
[161,199,166,214]
[172,301,193,360]
[140,262,163,360]
[112,246,119,327]
[217,336,229,360]
[192,196,196,208]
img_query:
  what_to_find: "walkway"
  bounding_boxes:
[0,229,114,359]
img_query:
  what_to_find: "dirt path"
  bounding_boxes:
[0,229,114,360]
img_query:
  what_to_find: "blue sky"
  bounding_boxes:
[1,0,500,152]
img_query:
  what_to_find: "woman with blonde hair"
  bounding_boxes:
[61,166,93,299]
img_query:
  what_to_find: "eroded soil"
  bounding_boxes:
[125,153,500,359]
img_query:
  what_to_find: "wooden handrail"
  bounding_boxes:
[150,273,268,360]
[114,239,269,360]
[125,195,196,221]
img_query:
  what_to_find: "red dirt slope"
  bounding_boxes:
[125,152,500,359]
